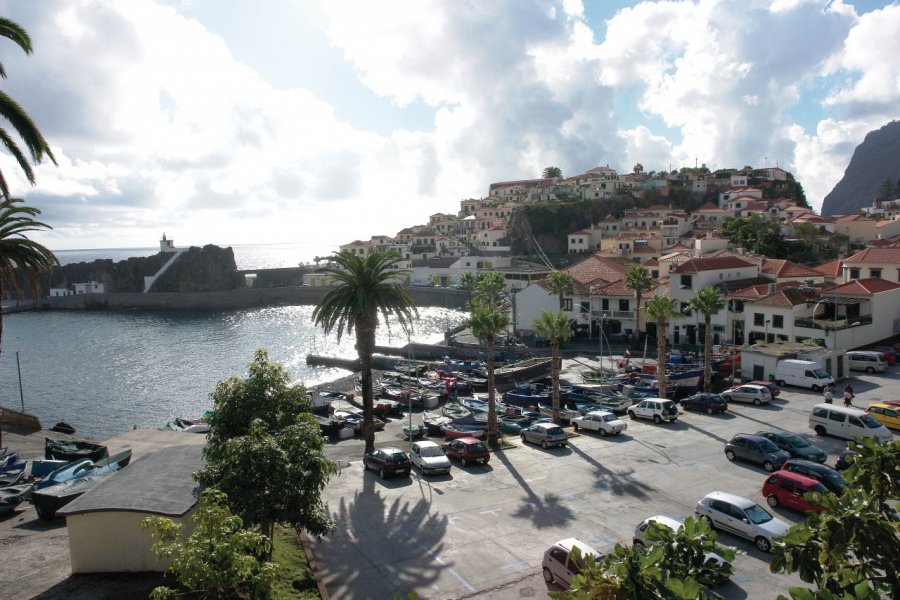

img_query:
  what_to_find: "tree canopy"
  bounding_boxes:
[543,166,563,179]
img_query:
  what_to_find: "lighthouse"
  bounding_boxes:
[160,233,176,253]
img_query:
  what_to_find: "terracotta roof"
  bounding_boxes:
[792,214,834,224]
[743,202,771,212]
[665,242,693,251]
[600,215,619,223]
[843,247,900,264]
[674,256,757,273]
[813,259,843,278]
[633,246,657,254]
[761,259,823,279]
[642,258,660,267]
[875,219,898,228]
[824,278,900,296]
[563,254,629,285]
[835,214,871,222]
[749,288,813,308]
[870,239,900,247]
[696,203,729,212]
[590,279,635,297]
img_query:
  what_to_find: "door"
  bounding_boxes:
[753,365,765,380]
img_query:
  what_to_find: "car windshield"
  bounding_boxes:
[468,442,487,452]
[859,414,883,428]
[758,439,780,453]
[419,447,444,457]
[813,368,830,378]
[785,435,809,448]
[602,415,617,422]
[388,453,408,461]
[744,504,774,524]
[826,470,846,487]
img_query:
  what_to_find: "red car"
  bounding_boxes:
[762,471,828,513]
[749,381,780,397]
[442,437,490,466]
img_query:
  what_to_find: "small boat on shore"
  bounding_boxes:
[166,417,210,433]
[0,452,25,474]
[440,423,486,440]
[402,423,426,440]
[44,438,108,463]
[36,449,132,490]
[0,483,33,515]
[423,411,452,435]
[49,421,76,435]
[33,471,117,521]
[0,470,24,488]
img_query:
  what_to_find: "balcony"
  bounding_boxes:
[592,310,635,320]
[793,316,873,331]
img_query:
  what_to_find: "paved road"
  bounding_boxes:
[309,358,899,599]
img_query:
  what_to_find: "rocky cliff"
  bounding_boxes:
[821,120,900,216]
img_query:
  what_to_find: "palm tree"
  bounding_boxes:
[469,305,509,447]
[542,166,562,179]
[546,270,575,311]
[312,251,418,453]
[688,287,726,392]
[0,17,56,200]
[474,271,506,308]
[644,296,681,398]
[458,271,477,311]
[624,265,654,348]
[0,198,57,355]
[533,310,574,424]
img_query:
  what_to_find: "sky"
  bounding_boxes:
[1,0,899,255]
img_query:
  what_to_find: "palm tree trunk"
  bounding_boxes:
[551,341,560,424]
[633,292,642,348]
[356,325,377,454]
[486,334,498,447]
[656,317,668,398]
[703,314,713,392]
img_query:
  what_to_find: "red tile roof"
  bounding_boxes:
[824,278,900,296]
[590,279,635,297]
[813,259,843,278]
[564,254,629,285]
[749,288,813,308]
[696,203,729,212]
[674,256,757,273]
[761,259,823,279]
[665,242,693,251]
[843,247,900,264]
[642,258,660,267]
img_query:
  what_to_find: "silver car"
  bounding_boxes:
[542,537,603,589]
[571,410,627,436]
[694,491,790,552]
[521,422,568,448]
[722,384,771,406]
[627,398,678,423]
[632,515,732,583]
[409,440,451,475]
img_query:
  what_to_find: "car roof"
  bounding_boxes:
[731,433,769,442]
[868,402,895,409]
[738,384,767,390]
[642,515,682,531]
[534,421,560,428]
[756,429,798,438]
[784,458,833,472]
[703,491,755,508]
[412,440,439,449]
[380,447,406,453]
[769,470,820,487]
[457,436,483,443]
[812,403,868,416]
[551,538,601,557]
[584,410,614,417]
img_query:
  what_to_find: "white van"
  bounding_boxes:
[775,359,835,392]
[846,351,887,373]
[809,404,892,444]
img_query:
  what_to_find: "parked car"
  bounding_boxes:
[627,398,679,423]
[542,538,603,589]
[724,434,791,472]
[780,458,846,495]
[632,515,732,584]
[363,447,411,479]
[442,437,490,466]
[809,404,893,444]
[695,491,791,552]
[571,410,627,436]
[749,380,780,397]
[409,440,451,475]
[866,402,900,430]
[834,449,856,471]
[869,346,897,364]
[681,393,728,415]
[846,351,887,373]
[520,422,568,448]
[762,471,829,513]
[722,384,771,406]
[774,359,834,392]
[754,430,828,463]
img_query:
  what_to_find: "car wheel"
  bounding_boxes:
[461,457,468,467]
[628,411,636,420]
[634,540,645,550]
[698,514,714,529]
[815,425,827,436]
[723,395,732,402]
[866,367,875,373]
[572,423,579,431]
[767,494,779,508]
[541,440,549,449]
[653,415,662,424]
[753,398,761,406]
[521,434,527,444]
[755,536,772,553]
[763,461,776,472]
[379,467,386,479]
[777,380,786,387]
[812,384,822,392]
[725,450,736,461]
[404,471,411,477]
[707,407,714,415]
[599,428,607,437]
[542,567,554,583]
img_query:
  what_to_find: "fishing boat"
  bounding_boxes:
[441,402,472,420]
[0,469,25,488]
[440,423,486,440]
[0,483,33,515]
[44,438,108,462]
[423,411,452,435]
[402,423,426,440]
[459,397,489,413]
[49,421,76,435]
[166,417,210,433]
[536,404,580,422]
[0,452,24,474]
[36,449,132,490]
[29,459,70,478]
[32,471,117,521]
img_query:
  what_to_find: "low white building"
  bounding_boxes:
[740,341,847,383]
[74,281,105,294]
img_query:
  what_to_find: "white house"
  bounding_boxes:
[74,282,105,294]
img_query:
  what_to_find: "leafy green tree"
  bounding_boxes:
[547,270,575,310]
[458,271,477,311]
[532,310,574,424]
[633,163,644,174]
[624,265,654,348]
[469,305,509,446]
[0,198,58,354]
[771,439,900,598]
[645,296,681,398]
[543,166,563,179]
[473,271,506,308]
[687,287,725,392]
[313,250,418,453]
[141,489,277,600]
[720,215,785,257]
[639,516,737,589]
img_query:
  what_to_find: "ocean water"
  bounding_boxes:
[0,306,465,440]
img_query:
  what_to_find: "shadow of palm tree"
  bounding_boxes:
[493,449,574,529]
[567,441,656,499]
[310,470,450,597]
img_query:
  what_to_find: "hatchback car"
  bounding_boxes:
[363,447,412,479]
[632,515,732,584]
[755,430,828,463]
[442,437,490,466]
[722,384,771,406]
[627,398,679,423]
[866,402,900,430]
[409,440,451,475]
[521,422,568,448]
[724,434,791,472]
[681,393,728,415]
[762,471,829,513]
[542,538,603,589]
[749,380,781,397]
[780,458,846,495]
[571,410,627,436]
[695,491,790,552]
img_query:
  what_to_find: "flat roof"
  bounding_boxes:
[59,444,205,518]
[742,342,829,358]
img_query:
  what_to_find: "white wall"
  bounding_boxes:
[514,283,557,334]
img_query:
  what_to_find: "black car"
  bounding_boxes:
[681,393,728,414]
[363,447,412,479]
[724,434,791,472]
[755,430,828,463]
[780,458,846,495]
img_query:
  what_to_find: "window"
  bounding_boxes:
[580,301,590,314]
[680,275,693,289]
[619,299,629,311]
[849,268,860,279]
[773,315,784,328]
[828,411,846,423]
[870,268,882,278]
[563,299,573,311]
[601,299,609,311]
[754,313,764,326]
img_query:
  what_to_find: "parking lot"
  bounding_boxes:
[307,359,899,599]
